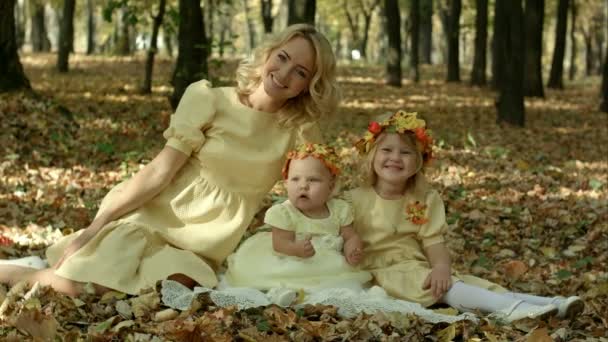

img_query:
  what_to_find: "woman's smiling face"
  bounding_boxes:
[262,36,316,102]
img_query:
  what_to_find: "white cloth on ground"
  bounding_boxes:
[160,279,477,324]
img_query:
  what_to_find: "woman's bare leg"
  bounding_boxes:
[0,265,110,297]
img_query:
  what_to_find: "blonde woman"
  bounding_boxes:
[0,24,340,297]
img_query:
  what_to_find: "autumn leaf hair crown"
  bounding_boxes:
[354,111,433,164]
[281,143,341,180]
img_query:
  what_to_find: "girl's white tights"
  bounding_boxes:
[503,291,560,306]
[441,281,541,313]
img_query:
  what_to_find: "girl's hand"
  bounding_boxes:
[344,236,363,265]
[293,238,315,258]
[422,264,452,299]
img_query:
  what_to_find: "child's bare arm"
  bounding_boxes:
[423,242,452,299]
[340,225,363,265]
[272,227,315,258]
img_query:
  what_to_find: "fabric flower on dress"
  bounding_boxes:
[281,143,341,179]
[405,201,428,225]
[354,111,433,164]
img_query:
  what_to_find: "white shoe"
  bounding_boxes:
[553,296,584,319]
[491,300,558,323]
[0,256,48,269]
[266,288,297,307]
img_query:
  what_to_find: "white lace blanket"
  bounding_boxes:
[160,280,477,324]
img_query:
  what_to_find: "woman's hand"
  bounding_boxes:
[343,235,363,265]
[422,263,452,299]
[53,226,99,269]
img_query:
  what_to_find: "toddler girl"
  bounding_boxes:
[347,111,583,322]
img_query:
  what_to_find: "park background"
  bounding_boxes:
[1,0,607,340]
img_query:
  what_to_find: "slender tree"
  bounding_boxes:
[288,0,315,25]
[384,0,401,87]
[568,0,577,80]
[86,0,96,54]
[547,0,569,89]
[446,0,461,82]
[470,0,487,86]
[142,0,167,94]
[410,0,420,82]
[57,0,76,72]
[419,0,432,64]
[601,52,607,112]
[524,0,544,97]
[170,0,208,109]
[495,0,525,126]
[31,0,51,52]
[261,0,273,33]
[1,0,31,91]
[242,0,256,51]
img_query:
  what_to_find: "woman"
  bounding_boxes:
[0,23,340,297]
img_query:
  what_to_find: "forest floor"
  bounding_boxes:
[0,53,607,341]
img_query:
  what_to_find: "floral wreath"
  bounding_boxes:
[354,111,433,164]
[281,143,341,180]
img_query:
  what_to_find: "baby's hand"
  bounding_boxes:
[293,238,315,258]
[344,236,363,266]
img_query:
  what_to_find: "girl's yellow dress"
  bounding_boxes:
[224,198,372,290]
[46,80,321,294]
[346,185,505,307]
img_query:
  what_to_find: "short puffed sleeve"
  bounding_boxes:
[163,80,216,156]
[264,203,295,231]
[417,190,448,248]
[296,121,324,145]
[330,198,354,227]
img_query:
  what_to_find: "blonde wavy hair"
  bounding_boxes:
[235,24,340,128]
[359,132,429,198]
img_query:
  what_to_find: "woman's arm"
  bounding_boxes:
[54,146,189,268]
[272,227,315,258]
[423,242,453,299]
[91,146,189,228]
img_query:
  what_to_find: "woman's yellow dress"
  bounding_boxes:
[346,186,505,307]
[46,80,321,294]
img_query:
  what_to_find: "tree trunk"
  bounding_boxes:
[15,0,26,49]
[142,0,166,94]
[600,51,607,112]
[419,0,432,64]
[57,0,75,72]
[31,1,51,52]
[583,31,593,76]
[163,22,174,57]
[547,0,569,89]
[288,0,315,25]
[568,0,577,80]
[491,1,501,89]
[360,0,381,60]
[116,7,132,55]
[496,0,525,127]
[1,0,31,92]
[170,0,208,110]
[470,0,487,86]
[86,0,96,54]
[410,0,420,82]
[205,0,215,48]
[384,0,401,87]
[261,0,273,33]
[242,0,256,51]
[446,0,461,82]
[524,0,544,97]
